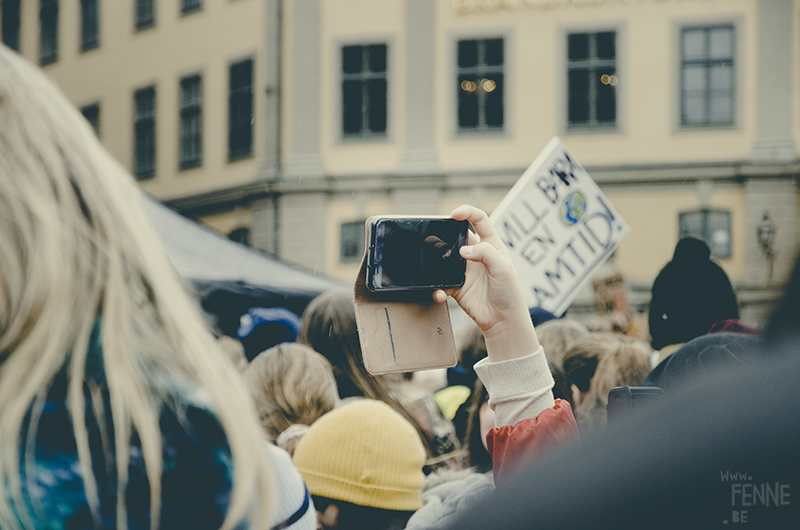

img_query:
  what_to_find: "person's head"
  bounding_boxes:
[237,306,302,362]
[217,335,249,372]
[299,289,373,400]
[243,342,339,442]
[298,289,448,465]
[536,318,591,367]
[649,237,739,350]
[563,333,652,433]
[0,45,271,528]
[293,400,426,530]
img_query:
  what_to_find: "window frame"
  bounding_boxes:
[678,208,732,259]
[228,57,254,161]
[566,30,618,130]
[339,43,389,140]
[454,36,506,135]
[179,73,203,170]
[133,85,157,180]
[679,24,736,128]
[39,0,59,65]
[340,220,367,263]
[80,0,99,51]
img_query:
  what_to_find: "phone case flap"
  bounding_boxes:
[354,223,458,375]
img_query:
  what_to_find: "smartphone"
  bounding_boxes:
[607,386,664,424]
[366,216,469,291]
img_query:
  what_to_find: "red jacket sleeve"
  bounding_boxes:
[486,398,579,484]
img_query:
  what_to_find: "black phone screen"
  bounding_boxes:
[368,218,469,290]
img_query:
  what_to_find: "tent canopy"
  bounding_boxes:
[142,196,344,336]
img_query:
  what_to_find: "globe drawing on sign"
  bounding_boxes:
[560,191,587,226]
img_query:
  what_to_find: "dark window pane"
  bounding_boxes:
[596,80,616,123]
[568,33,589,61]
[228,59,253,159]
[2,0,21,51]
[458,76,478,128]
[134,87,156,179]
[81,103,100,137]
[368,44,386,73]
[40,0,59,65]
[596,32,615,59]
[485,75,503,127]
[458,40,478,68]
[342,45,363,74]
[367,78,387,133]
[182,0,202,15]
[80,0,99,51]
[135,0,154,30]
[342,80,363,134]
[484,38,503,66]
[568,69,589,124]
[341,221,366,262]
[180,75,203,169]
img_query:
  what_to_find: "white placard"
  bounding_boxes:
[490,137,630,316]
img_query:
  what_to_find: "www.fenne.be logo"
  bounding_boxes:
[720,470,791,525]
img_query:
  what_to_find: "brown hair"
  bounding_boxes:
[243,342,339,441]
[298,289,454,465]
[563,333,652,433]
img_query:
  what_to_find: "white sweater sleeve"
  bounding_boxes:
[473,346,555,428]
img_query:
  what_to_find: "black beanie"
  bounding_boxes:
[648,237,739,350]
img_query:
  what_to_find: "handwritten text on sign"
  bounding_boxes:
[490,137,630,316]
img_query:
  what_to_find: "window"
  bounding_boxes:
[80,0,98,51]
[457,38,503,132]
[134,86,156,179]
[1,0,21,51]
[81,103,100,137]
[180,74,203,169]
[679,209,731,258]
[567,31,616,128]
[181,0,201,15]
[135,0,154,30]
[39,0,58,65]
[340,221,366,262]
[228,58,253,160]
[680,25,734,127]
[342,44,387,137]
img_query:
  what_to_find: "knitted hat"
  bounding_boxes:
[292,399,426,511]
[648,237,739,350]
[264,443,317,530]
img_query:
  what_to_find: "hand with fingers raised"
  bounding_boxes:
[433,205,540,363]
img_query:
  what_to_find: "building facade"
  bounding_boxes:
[3,0,798,325]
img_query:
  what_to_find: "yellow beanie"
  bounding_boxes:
[292,399,426,511]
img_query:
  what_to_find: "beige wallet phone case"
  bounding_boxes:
[353,219,458,375]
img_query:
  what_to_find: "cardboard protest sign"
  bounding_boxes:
[490,137,630,316]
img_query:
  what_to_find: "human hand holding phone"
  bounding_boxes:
[433,205,540,363]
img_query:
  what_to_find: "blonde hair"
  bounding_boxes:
[563,333,652,433]
[243,342,339,442]
[0,45,271,529]
[536,318,590,367]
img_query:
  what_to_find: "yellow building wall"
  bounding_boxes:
[25,0,265,202]
[607,184,747,283]
[318,0,407,174]
[435,0,758,169]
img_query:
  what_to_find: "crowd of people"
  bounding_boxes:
[1,42,798,530]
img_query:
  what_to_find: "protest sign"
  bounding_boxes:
[490,137,630,316]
